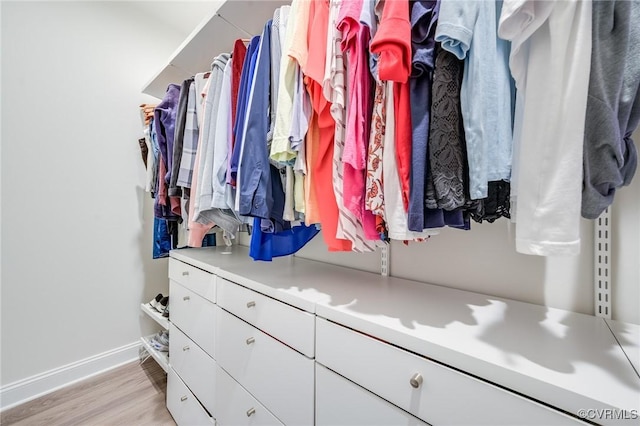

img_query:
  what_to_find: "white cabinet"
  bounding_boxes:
[315,363,428,426]
[167,368,215,426]
[215,365,284,426]
[316,318,585,426]
[169,323,217,416]
[215,308,314,426]
[167,259,217,425]
[217,277,315,357]
[170,282,216,358]
[166,246,640,426]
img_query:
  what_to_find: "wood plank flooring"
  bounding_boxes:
[1,359,176,426]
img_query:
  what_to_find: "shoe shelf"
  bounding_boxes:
[141,303,169,330]
[140,335,169,373]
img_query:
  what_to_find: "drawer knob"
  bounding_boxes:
[183,346,190,351]
[183,296,190,301]
[246,301,256,308]
[410,373,423,389]
[180,395,188,402]
[246,337,255,345]
[246,408,256,417]
[182,271,189,276]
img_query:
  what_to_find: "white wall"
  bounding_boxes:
[0,1,199,388]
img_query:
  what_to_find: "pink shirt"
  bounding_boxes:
[338,0,378,240]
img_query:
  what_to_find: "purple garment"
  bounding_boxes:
[154,84,181,187]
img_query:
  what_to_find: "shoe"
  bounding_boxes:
[162,304,169,319]
[148,293,163,311]
[157,296,169,313]
[150,330,169,352]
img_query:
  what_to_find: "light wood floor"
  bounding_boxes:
[1,360,176,426]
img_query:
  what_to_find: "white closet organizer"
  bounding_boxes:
[144,1,639,425]
[166,246,639,426]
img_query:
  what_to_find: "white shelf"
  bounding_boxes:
[141,335,169,373]
[141,303,169,329]
[142,0,289,99]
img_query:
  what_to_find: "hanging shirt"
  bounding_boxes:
[324,0,378,252]
[426,45,466,211]
[582,0,639,219]
[176,81,199,192]
[338,0,380,243]
[238,21,274,220]
[169,78,193,198]
[187,78,215,247]
[382,81,437,240]
[306,0,352,251]
[370,0,412,212]
[435,0,514,200]
[366,81,386,219]
[271,1,304,164]
[249,217,320,261]
[198,59,243,238]
[499,0,592,256]
[194,53,230,225]
[154,84,182,219]
[230,39,248,177]
[408,0,440,232]
[230,36,261,185]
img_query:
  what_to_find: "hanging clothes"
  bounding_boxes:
[230,36,261,186]
[306,0,352,251]
[168,78,193,199]
[154,84,182,220]
[176,80,200,193]
[582,0,640,219]
[370,0,413,213]
[435,0,514,201]
[408,0,448,233]
[499,0,592,256]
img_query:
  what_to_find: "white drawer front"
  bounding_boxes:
[169,323,216,416]
[316,318,586,426]
[169,258,216,303]
[170,282,216,358]
[316,363,429,426]
[216,308,314,426]
[167,367,215,426]
[215,365,283,426]
[217,278,315,357]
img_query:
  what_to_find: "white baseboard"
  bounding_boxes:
[0,341,141,411]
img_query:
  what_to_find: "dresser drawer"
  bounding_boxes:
[167,367,215,426]
[169,258,216,303]
[316,318,585,426]
[316,363,428,426]
[170,282,216,358]
[217,278,315,357]
[215,308,314,426]
[169,323,216,416]
[215,365,283,426]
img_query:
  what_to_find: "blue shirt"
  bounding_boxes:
[238,21,272,219]
[435,0,514,199]
[408,0,441,232]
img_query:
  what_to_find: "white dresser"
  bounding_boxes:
[166,246,640,426]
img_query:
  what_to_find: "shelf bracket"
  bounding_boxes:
[594,207,612,319]
[380,243,390,277]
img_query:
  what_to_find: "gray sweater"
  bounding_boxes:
[582,0,640,219]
